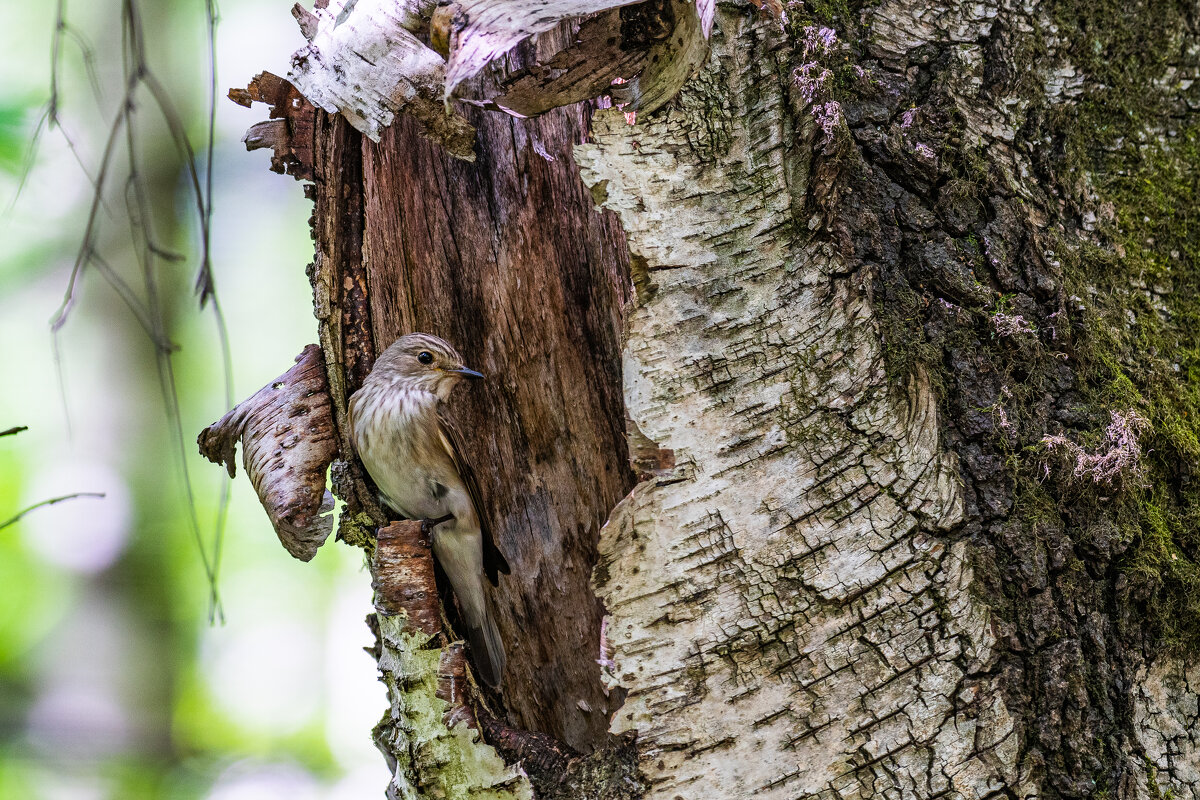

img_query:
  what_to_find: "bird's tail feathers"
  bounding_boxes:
[465,603,506,689]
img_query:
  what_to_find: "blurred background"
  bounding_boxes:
[0,1,389,798]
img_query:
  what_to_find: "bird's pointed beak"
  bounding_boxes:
[447,366,484,380]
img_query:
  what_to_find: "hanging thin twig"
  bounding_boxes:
[40,0,235,623]
[0,492,106,531]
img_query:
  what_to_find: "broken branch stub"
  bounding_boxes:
[198,344,336,561]
[277,0,715,158]
[369,521,533,799]
[447,0,712,117]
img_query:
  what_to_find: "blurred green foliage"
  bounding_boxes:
[0,2,385,798]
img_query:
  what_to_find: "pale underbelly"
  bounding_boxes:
[370,460,451,521]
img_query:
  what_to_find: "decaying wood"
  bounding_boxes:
[443,0,649,96]
[243,19,638,788]
[371,521,533,798]
[479,715,645,800]
[228,72,317,180]
[476,0,704,119]
[484,9,650,117]
[371,522,481,731]
[307,111,383,527]
[359,99,634,752]
[446,0,711,118]
[231,70,382,527]
[197,345,336,561]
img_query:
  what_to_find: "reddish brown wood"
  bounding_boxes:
[228,72,317,181]
[373,521,442,634]
[359,101,633,749]
[437,643,479,729]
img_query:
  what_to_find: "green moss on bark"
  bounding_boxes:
[848,0,1200,650]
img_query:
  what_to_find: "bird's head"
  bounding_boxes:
[370,333,483,400]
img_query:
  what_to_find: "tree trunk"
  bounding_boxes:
[219,0,1200,797]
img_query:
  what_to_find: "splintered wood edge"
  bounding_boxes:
[228,71,318,181]
[198,344,336,561]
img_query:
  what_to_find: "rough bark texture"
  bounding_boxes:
[358,98,634,752]
[579,0,1200,796]
[197,344,336,560]
[223,0,1200,796]
[578,19,1014,798]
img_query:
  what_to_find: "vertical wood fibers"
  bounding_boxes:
[350,105,633,750]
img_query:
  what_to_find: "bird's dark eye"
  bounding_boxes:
[418,351,434,365]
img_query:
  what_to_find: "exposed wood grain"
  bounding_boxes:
[359,99,634,750]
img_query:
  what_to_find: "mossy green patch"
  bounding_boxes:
[1060,115,1200,649]
[859,0,1200,649]
[372,616,531,799]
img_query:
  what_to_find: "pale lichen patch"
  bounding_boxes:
[580,10,1019,798]
[373,615,532,800]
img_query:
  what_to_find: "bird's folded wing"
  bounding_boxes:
[436,406,512,584]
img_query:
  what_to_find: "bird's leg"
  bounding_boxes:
[420,513,454,539]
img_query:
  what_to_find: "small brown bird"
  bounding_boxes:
[348,333,511,686]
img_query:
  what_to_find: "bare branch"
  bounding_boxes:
[0,492,106,531]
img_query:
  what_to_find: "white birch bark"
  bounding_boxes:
[578,13,1024,798]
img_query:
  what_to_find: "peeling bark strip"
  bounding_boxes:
[373,521,442,634]
[198,345,336,561]
[579,13,1017,797]
[288,0,477,158]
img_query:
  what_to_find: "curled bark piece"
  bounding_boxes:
[287,0,477,158]
[614,0,709,116]
[449,0,711,117]
[228,71,317,181]
[444,0,647,96]
[198,344,336,561]
[486,8,650,117]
